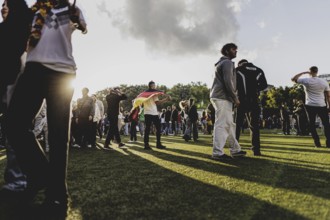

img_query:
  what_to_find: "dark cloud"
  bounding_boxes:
[100,0,239,55]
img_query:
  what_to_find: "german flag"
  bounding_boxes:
[132,90,164,109]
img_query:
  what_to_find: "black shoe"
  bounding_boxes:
[211,154,232,161]
[118,143,127,149]
[156,144,166,149]
[253,151,262,156]
[183,135,190,142]
[103,145,113,150]
[314,141,321,148]
[40,199,69,219]
[0,188,25,203]
[144,145,152,150]
[231,150,247,157]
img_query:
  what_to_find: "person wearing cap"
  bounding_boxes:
[143,81,171,150]
[104,87,127,149]
[291,66,330,148]
[235,59,268,156]
[210,43,247,160]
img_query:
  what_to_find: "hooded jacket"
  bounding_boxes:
[210,56,238,103]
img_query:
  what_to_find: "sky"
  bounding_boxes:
[23,0,330,99]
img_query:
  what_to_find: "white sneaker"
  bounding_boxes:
[72,144,81,149]
[87,144,92,148]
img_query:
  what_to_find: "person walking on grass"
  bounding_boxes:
[210,43,247,160]
[291,66,330,148]
[104,87,127,149]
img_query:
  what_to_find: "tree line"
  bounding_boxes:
[92,82,308,117]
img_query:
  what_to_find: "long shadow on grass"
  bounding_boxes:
[65,147,305,220]
[165,147,329,170]
[160,135,212,147]
[129,146,330,201]
[262,155,330,170]
[239,138,315,149]
[260,143,329,154]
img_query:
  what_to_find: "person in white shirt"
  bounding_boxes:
[143,81,171,150]
[5,0,87,216]
[291,66,330,148]
[90,95,101,148]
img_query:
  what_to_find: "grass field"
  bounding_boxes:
[0,130,329,220]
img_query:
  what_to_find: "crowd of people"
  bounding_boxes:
[66,86,216,151]
[0,0,330,219]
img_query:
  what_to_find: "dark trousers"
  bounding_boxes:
[144,114,161,145]
[105,114,121,145]
[5,62,74,202]
[76,118,93,147]
[236,105,261,151]
[305,105,330,147]
[282,117,290,135]
[130,121,137,141]
[184,119,198,140]
[91,121,97,146]
[97,120,103,139]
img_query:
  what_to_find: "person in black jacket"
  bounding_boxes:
[183,98,199,142]
[74,87,95,148]
[171,105,179,135]
[0,0,31,108]
[0,0,31,202]
[104,87,127,149]
[280,102,291,135]
[293,100,309,136]
[164,106,172,135]
[235,59,268,156]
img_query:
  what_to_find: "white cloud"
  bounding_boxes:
[257,21,266,29]
[227,0,252,13]
[103,0,239,56]
[271,33,282,48]
[236,49,258,63]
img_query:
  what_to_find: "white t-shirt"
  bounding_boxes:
[144,96,159,116]
[297,77,330,107]
[27,6,86,74]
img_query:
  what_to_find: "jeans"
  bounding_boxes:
[6,62,75,202]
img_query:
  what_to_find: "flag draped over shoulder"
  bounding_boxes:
[132,89,164,109]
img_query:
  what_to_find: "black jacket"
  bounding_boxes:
[165,110,171,122]
[0,0,32,98]
[171,109,178,121]
[106,92,127,116]
[188,105,198,122]
[77,96,95,119]
[236,62,268,106]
